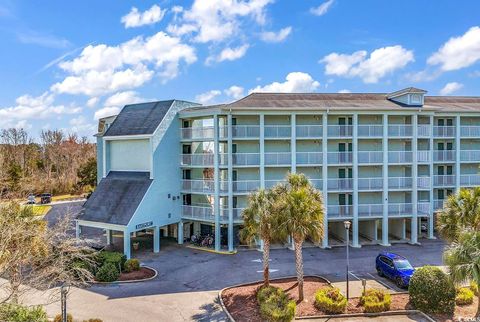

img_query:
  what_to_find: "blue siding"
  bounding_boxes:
[96,137,103,184]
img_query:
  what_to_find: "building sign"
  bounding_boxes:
[135,221,153,230]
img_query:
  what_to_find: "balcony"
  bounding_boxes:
[358,151,383,164]
[389,177,412,190]
[433,150,455,162]
[182,205,214,221]
[358,177,383,191]
[233,180,260,193]
[328,152,353,164]
[296,152,322,165]
[388,203,413,216]
[388,125,412,137]
[460,174,480,186]
[461,126,480,137]
[265,179,286,188]
[417,150,431,163]
[181,127,214,140]
[232,153,260,166]
[460,150,480,162]
[265,152,291,166]
[327,178,353,191]
[328,125,353,137]
[417,202,431,216]
[327,205,353,218]
[417,177,431,189]
[309,179,323,190]
[388,151,412,163]
[296,125,322,138]
[182,179,215,193]
[358,204,383,217]
[220,208,244,222]
[433,126,455,137]
[232,125,260,138]
[181,153,214,166]
[358,125,382,137]
[434,200,445,211]
[434,175,455,187]
[417,124,431,137]
[265,125,291,138]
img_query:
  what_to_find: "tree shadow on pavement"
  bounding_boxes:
[191,296,227,322]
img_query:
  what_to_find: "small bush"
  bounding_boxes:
[408,266,455,314]
[0,304,47,322]
[54,313,73,322]
[470,281,479,296]
[257,286,296,322]
[456,287,474,306]
[360,289,391,313]
[124,259,140,273]
[314,287,347,314]
[95,262,120,282]
[97,251,126,272]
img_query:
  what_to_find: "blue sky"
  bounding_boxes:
[0,0,480,138]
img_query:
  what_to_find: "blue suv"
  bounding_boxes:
[375,252,414,288]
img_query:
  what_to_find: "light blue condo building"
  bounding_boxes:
[76,88,480,258]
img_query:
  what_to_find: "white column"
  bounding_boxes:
[106,229,112,245]
[352,113,360,247]
[381,114,390,246]
[213,114,221,251]
[321,112,329,248]
[124,230,131,259]
[411,114,418,244]
[227,114,234,252]
[428,115,435,239]
[75,221,81,239]
[291,114,296,173]
[455,116,461,191]
[102,138,107,178]
[178,221,184,245]
[153,227,160,253]
[260,114,265,189]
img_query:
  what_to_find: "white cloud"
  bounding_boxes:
[250,72,320,93]
[168,0,274,43]
[86,97,99,108]
[260,26,292,43]
[428,26,480,71]
[210,44,249,63]
[121,4,166,28]
[321,45,414,83]
[338,89,351,93]
[310,0,335,16]
[195,90,222,104]
[17,30,71,49]
[225,85,245,99]
[104,91,143,107]
[94,107,120,120]
[52,32,196,96]
[439,82,463,95]
[69,115,96,134]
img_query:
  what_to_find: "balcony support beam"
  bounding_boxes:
[381,114,390,246]
[321,112,329,248]
[352,113,360,248]
[455,116,461,191]
[260,114,265,189]
[291,114,296,173]
[213,114,221,252]
[227,114,234,252]
[410,114,419,245]
[428,115,436,239]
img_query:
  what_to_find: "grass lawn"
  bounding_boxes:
[30,205,52,216]
[51,194,84,202]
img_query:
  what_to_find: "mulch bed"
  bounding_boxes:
[431,296,479,322]
[221,276,412,322]
[118,267,156,281]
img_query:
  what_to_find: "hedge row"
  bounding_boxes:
[257,286,296,322]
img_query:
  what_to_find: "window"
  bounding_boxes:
[438,190,445,200]
[182,145,192,154]
[183,194,191,205]
[183,120,190,128]
[183,170,191,180]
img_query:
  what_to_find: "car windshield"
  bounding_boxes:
[394,260,413,270]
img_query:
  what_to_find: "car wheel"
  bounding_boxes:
[376,266,384,277]
[396,277,404,288]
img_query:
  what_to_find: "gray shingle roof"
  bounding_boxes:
[81,171,152,226]
[104,100,175,136]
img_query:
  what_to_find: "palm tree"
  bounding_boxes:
[276,173,324,301]
[437,187,480,242]
[444,230,480,317]
[240,189,280,287]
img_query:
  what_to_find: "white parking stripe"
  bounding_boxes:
[349,271,361,281]
[366,272,395,290]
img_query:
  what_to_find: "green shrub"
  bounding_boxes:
[95,262,120,282]
[456,287,474,306]
[0,304,48,322]
[470,281,479,296]
[359,289,391,313]
[124,259,140,273]
[97,251,126,272]
[53,313,73,322]
[256,286,296,322]
[314,287,347,314]
[408,266,456,314]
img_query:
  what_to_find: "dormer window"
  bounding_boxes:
[411,94,422,105]
[387,87,427,107]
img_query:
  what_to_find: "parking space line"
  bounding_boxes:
[349,271,361,281]
[366,272,395,290]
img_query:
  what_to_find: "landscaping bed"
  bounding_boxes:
[221,276,412,321]
[431,296,479,322]
[118,266,156,281]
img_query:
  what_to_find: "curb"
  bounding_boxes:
[186,245,237,255]
[93,265,158,285]
[218,275,434,322]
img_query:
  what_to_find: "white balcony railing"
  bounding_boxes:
[434,175,455,186]
[388,203,413,216]
[388,151,413,163]
[233,180,260,193]
[232,125,260,138]
[265,125,291,138]
[417,150,431,163]
[417,124,431,137]
[358,151,383,164]
[388,125,412,137]
[181,127,214,140]
[418,202,431,216]
[460,150,480,162]
[265,179,286,188]
[296,152,322,165]
[461,126,480,137]
[182,205,214,221]
[460,174,480,186]
[434,200,445,211]
[296,125,322,138]
[328,178,353,190]
[358,177,383,191]
[358,125,383,137]
[328,125,353,137]
[389,177,412,189]
[328,152,353,164]
[433,150,455,162]
[309,179,323,190]
[181,153,214,166]
[417,177,431,189]
[232,153,260,166]
[358,204,384,217]
[182,179,215,193]
[433,126,455,137]
[327,205,353,218]
[265,152,291,165]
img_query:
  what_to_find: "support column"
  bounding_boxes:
[213,114,221,251]
[291,114,296,173]
[75,221,80,239]
[411,114,419,244]
[428,115,436,239]
[178,221,184,245]
[455,116,461,192]
[381,114,390,246]
[260,114,265,189]
[227,114,234,252]
[321,112,329,248]
[352,113,360,248]
[153,227,160,253]
[106,229,113,245]
[401,219,406,240]
[124,230,131,259]
[102,138,107,178]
